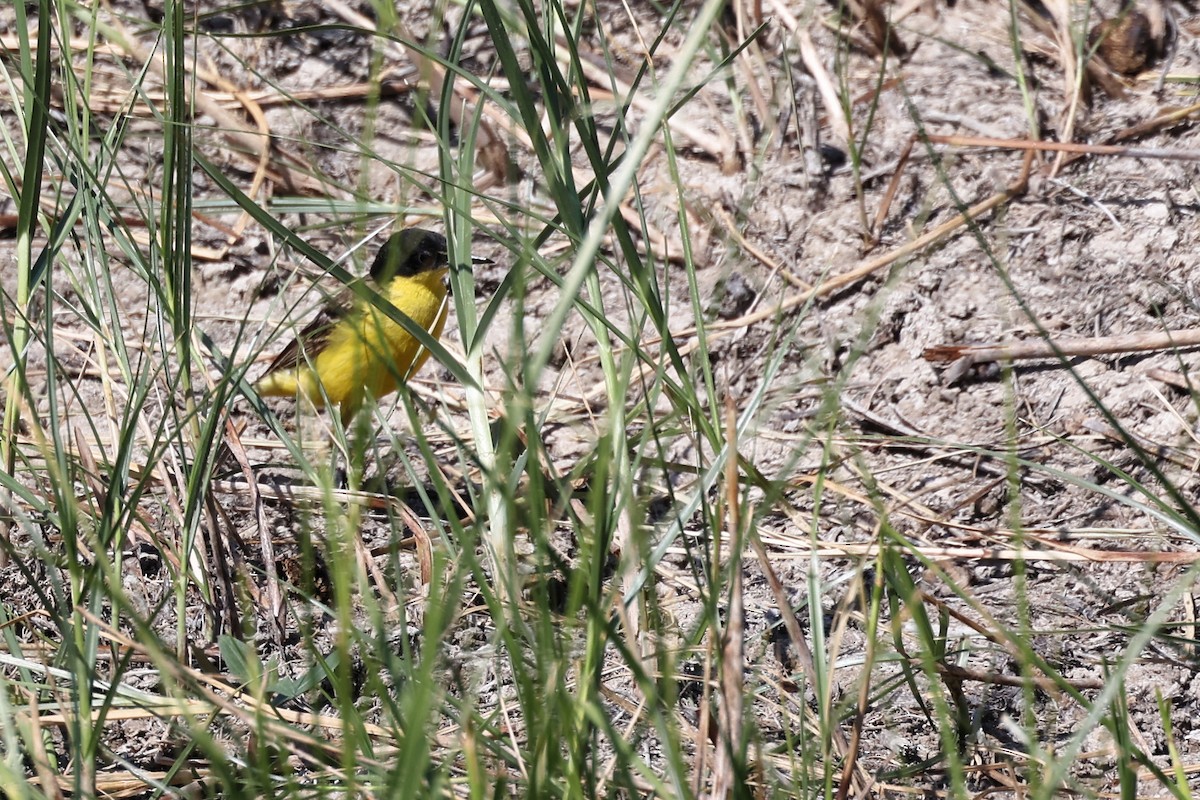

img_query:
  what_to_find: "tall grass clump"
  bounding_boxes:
[1,0,1198,798]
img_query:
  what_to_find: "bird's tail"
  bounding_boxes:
[254,372,302,398]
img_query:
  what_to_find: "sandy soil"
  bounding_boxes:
[3,0,1200,794]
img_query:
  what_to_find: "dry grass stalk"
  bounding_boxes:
[325,0,509,189]
[746,528,868,793]
[104,16,338,201]
[662,151,1034,345]
[774,538,1200,564]
[871,130,1200,241]
[710,204,811,290]
[711,396,746,798]
[1083,417,1200,473]
[845,0,909,58]
[22,691,65,800]
[938,661,1104,692]
[693,628,716,797]
[835,569,876,800]
[559,37,738,172]
[764,0,850,149]
[1017,0,1128,103]
[77,607,464,747]
[924,328,1200,365]
[217,415,284,637]
[926,133,1200,162]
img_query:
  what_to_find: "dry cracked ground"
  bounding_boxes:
[3,0,1200,795]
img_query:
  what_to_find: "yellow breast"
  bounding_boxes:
[260,270,450,421]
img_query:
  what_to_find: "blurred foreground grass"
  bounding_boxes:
[0,0,1198,798]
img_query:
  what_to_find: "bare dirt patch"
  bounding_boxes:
[3,0,1200,795]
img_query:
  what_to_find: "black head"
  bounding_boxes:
[369,229,449,282]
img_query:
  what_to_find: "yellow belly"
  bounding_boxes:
[263,271,449,421]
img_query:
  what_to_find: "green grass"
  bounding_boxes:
[0,0,1197,798]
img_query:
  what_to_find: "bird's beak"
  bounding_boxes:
[452,255,493,270]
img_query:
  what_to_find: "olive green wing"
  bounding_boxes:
[262,283,359,375]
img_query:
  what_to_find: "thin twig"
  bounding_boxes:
[927,133,1200,162]
[325,0,509,188]
[712,396,746,799]
[679,151,1033,340]
[765,0,850,147]
[924,328,1200,365]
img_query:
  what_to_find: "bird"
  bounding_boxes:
[255,228,482,425]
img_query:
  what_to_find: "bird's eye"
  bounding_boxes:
[423,248,445,270]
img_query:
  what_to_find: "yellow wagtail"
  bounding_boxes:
[255,228,486,424]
